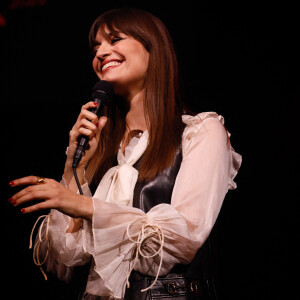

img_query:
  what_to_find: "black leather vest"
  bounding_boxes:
[124,147,218,300]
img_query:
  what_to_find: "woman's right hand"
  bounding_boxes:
[65,101,108,171]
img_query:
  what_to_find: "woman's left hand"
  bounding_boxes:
[8,176,93,221]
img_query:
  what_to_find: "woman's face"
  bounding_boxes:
[92,28,149,97]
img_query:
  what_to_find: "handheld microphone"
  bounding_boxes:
[72,80,113,169]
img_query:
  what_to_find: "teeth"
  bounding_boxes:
[102,61,121,71]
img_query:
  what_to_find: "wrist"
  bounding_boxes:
[81,196,94,222]
[64,162,85,186]
[64,157,75,170]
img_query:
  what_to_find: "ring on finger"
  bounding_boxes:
[36,176,46,185]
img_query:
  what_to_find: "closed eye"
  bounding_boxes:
[111,37,123,44]
[92,35,124,56]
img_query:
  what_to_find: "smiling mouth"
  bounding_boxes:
[102,61,122,72]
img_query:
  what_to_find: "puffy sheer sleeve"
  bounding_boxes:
[33,178,93,282]
[90,112,242,298]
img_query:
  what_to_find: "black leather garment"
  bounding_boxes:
[124,147,218,300]
[124,271,211,300]
[132,146,183,213]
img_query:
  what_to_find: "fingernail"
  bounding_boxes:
[95,122,99,127]
[8,197,13,202]
[93,102,99,106]
[11,200,17,206]
[8,181,14,186]
[20,208,25,213]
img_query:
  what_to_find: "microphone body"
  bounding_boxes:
[72,81,113,168]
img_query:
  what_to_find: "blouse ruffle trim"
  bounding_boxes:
[182,112,242,190]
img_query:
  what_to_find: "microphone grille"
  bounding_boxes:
[92,80,113,98]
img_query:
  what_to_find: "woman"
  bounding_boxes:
[9,8,242,300]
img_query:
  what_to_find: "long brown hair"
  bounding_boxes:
[86,8,184,184]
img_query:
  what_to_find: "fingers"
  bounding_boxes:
[98,116,108,129]
[20,201,51,214]
[8,176,93,219]
[9,180,48,206]
[9,175,45,187]
[8,177,61,214]
[70,102,107,142]
[77,118,99,139]
[21,199,62,214]
[71,102,99,137]
[77,101,100,125]
[8,176,54,205]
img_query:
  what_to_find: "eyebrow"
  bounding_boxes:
[90,25,123,49]
[95,31,121,44]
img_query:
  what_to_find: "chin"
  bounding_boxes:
[100,77,125,95]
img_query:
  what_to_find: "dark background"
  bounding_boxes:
[1,0,297,299]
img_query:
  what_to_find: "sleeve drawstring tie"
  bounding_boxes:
[126,216,164,292]
[29,214,51,280]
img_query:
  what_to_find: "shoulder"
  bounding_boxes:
[182,112,228,146]
[181,112,242,190]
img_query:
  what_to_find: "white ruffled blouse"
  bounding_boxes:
[35,112,242,299]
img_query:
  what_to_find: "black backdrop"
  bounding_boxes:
[1,0,297,299]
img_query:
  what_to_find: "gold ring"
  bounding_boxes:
[36,176,46,184]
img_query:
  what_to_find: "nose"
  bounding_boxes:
[95,41,112,61]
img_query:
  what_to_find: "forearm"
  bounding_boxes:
[63,160,89,233]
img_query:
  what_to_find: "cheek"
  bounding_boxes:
[144,54,150,73]
[138,52,149,75]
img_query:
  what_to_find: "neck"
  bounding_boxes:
[125,89,147,132]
